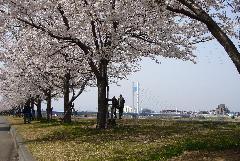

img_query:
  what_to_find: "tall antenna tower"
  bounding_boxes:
[132,82,140,114]
[137,82,140,114]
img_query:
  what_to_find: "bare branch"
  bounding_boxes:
[88,59,100,79]
[130,33,159,45]
[191,37,214,44]
[16,17,90,54]
[57,4,70,30]
[91,21,100,51]
[68,78,89,105]
[166,6,202,22]
[16,17,101,77]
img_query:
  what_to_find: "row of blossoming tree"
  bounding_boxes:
[0,0,239,129]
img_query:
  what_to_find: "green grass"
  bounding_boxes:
[6,117,240,161]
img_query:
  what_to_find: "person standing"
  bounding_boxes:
[111,96,118,119]
[31,108,35,120]
[23,103,31,124]
[118,94,125,119]
[50,107,53,119]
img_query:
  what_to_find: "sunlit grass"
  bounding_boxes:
[6,116,240,161]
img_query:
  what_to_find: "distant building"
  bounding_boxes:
[161,109,182,114]
[197,111,211,117]
[228,112,235,117]
[216,104,230,115]
[198,111,210,115]
[209,110,216,115]
[124,106,134,113]
[141,108,155,114]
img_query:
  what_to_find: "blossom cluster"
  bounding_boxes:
[0,0,238,110]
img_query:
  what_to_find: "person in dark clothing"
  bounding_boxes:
[50,107,53,119]
[17,107,22,117]
[31,108,35,120]
[118,94,125,119]
[23,105,31,124]
[111,96,118,119]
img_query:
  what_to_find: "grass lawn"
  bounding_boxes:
[6,116,240,161]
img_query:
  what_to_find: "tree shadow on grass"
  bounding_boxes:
[109,132,240,161]
[29,119,96,129]
[24,120,240,145]
[10,122,26,126]
[32,121,61,129]
[25,121,201,145]
[169,149,240,161]
[21,119,240,161]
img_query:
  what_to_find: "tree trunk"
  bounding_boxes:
[36,95,42,119]
[96,59,109,129]
[96,79,108,129]
[30,97,35,120]
[46,90,51,120]
[63,72,71,123]
[26,99,31,108]
[177,0,240,74]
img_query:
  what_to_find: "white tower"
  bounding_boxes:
[132,82,135,113]
[132,82,140,114]
[136,82,140,114]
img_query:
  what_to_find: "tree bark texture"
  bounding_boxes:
[96,59,109,129]
[63,72,71,123]
[46,90,51,120]
[36,95,42,119]
[30,97,35,120]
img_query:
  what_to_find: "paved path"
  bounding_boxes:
[0,116,18,161]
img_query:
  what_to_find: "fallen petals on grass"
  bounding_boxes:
[6,116,240,161]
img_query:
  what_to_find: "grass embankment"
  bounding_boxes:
[7,117,240,161]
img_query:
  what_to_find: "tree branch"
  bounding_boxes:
[88,59,100,79]
[130,33,159,45]
[83,0,88,5]
[166,6,202,22]
[191,37,214,44]
[91,20,100,51]
[111,0,118,32]
[57,4,70,30]
[16,17,101,77]
[16,17,90,54]
[175,0,240,74]
[68,78,89,105]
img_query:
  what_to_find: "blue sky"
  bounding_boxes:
[48,39,240,113]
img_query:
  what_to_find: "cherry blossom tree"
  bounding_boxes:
[1,0,239,128]
[1,27,93,122]
[160,0,240,73]
[0,0,196,128]
[0,64,38,111]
